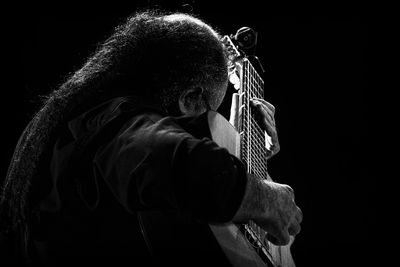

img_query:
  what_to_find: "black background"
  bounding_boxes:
[1,1,375,267]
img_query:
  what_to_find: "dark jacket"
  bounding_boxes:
[33,96,247,266]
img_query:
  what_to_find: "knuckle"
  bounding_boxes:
[282,232,290,245]
[285,185,294,195]
[294,224,301,235]
[297,208,303,221]
[288,223,300,236]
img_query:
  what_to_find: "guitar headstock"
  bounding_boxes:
[222,27,258,59]
[221,35,242,62]
[221,35,242,90]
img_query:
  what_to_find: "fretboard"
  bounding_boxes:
[238,58,282,265]
[239,58,268,180]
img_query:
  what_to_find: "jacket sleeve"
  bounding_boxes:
[94,114,247,223]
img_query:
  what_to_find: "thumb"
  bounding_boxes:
[266,229,290,246]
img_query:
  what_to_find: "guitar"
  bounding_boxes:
[207,34,295,267]
[138,32,296,267]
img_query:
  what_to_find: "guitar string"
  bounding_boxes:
[248,65,269,240]
[241,59,275,256]
[224,38,281,264]
[243,59,269,180]
[241,61,266,180]
[249,61,284,265]
[245,58,287,264]
[243,65,269,182]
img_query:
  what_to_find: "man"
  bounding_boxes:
[0,11,302,266]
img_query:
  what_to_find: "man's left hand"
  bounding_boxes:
[250,98,280,158]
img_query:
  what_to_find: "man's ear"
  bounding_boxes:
[179,87,205,115]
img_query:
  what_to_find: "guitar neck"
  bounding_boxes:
[237,57,284,266]
[222,34,295,267]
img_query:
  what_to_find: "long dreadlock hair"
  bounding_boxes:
[0,9,228,260]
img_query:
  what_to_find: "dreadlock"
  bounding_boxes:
[0,9,228,261]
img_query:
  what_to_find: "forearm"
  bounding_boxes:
[232,173,267,223]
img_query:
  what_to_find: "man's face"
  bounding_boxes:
[178,81,228,116]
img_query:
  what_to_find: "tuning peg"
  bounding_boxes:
[229,70,240,90]
[234,27,258,50]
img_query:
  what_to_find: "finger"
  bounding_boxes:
[284,185,295,198]
[256,98,276,114]
[295,207,303,223]
[251,99,276,120]
[257,102,276,127]
[266,233,279,245]
[251,101,275,129]
[266,229,291,246]
[251,99,274,114]
[288,222,301,236]
[261,110,275,127]
[250,101,278,140]
[263,119,276,138]
[264,223,291,246]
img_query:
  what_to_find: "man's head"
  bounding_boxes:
[84,11,229,116]
[161,13,229,115]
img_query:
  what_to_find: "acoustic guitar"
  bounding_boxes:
[208,32,295,267]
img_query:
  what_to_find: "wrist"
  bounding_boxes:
[232,173,267,223]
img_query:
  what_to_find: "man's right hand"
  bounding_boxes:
[254,178,303,246]
[233,173,303,246]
